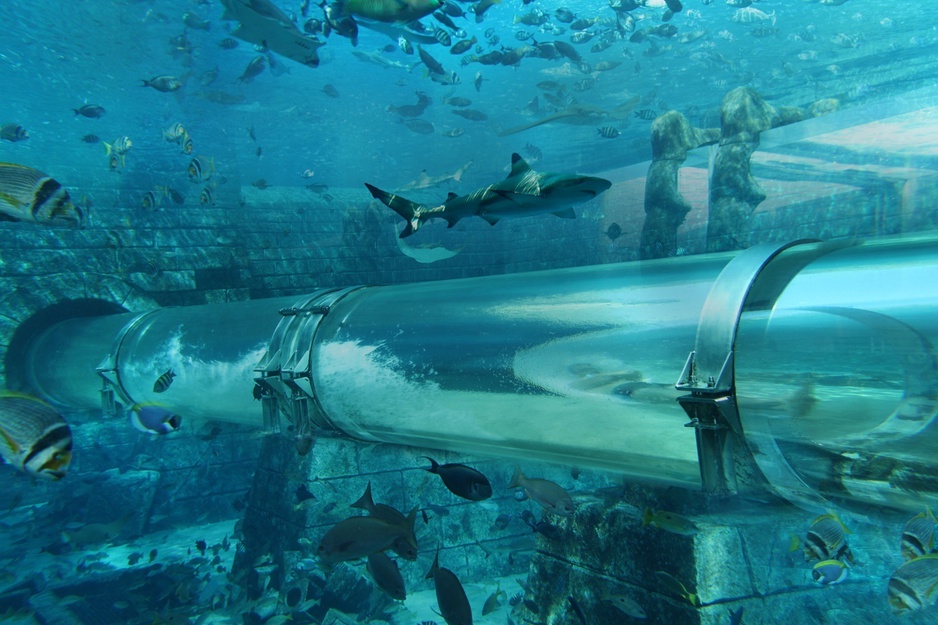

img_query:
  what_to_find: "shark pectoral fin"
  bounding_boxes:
[446,192,459,201]
[480,215,500,226]
[552,208,577,219]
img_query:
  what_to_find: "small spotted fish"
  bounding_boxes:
[153,369,176,393]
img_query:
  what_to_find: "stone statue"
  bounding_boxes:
[707,88,811,252]
[640,111,720,260]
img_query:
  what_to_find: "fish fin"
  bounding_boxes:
[0,425,21,454]
[422,456,440,474]
[403,507,418,549]
[425,545,440,580]
[365,183,423,238]
[480,214,500,226]
[507,466,524,490]
[103,142,113,157]
[446,192,459,201]
[453,161,473,182]
[508,153,531,178]
[350,481,374,512]
[788,533,801,552]
[642,507,654,527]
[552,208,577,219]
[0,211,20,222]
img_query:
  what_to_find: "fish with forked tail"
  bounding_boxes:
[366,153,610,238]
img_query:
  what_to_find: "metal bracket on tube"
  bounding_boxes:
[255,287,363,439]
[95,309,162,418]
[676,240,819,496]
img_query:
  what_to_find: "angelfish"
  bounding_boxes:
[424,456,492,501]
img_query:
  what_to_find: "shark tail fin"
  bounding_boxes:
[365,183,422,238]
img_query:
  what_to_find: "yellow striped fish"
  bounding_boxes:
[0,163,83,227]
[0,392,72,480]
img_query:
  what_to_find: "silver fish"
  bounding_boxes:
[508,466,575,517]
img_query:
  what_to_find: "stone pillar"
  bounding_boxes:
[707,88,811,252]
[640,111,720,260]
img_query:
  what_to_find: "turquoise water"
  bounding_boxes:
[2,1,938,624]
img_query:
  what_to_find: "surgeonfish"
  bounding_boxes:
[343,0,443,23]
[141,75,183,92]
[130,404,182,435]
[367,552,406,600]
[642,507,699,536]
[888,553,938,614]
[1,123,29,142]
[153,369,176,393]
[0,163,83,227]
[508,466,575,517]
[901,506,937,561]
[73,104,106,118]
[425,547,473,625]
[0,392,72,480]
[424,457,493,501]
[812,559,848,585]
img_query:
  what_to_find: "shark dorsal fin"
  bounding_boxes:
[508,153,531,178]
[446,192,459,201]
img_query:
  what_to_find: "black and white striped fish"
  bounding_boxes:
[0,163,83,227]
[634,109,658,121]
[901,506,937,561]
[153,369,176,393]
[889,554,938,614]
[0,393,72,480]
[597,126,620,139]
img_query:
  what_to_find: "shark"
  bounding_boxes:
[366,153,612,238]
[498,96,641,136]
[397,161,474,192]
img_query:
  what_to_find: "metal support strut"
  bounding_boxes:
[675,240,823,496]
[253,287,363,446]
